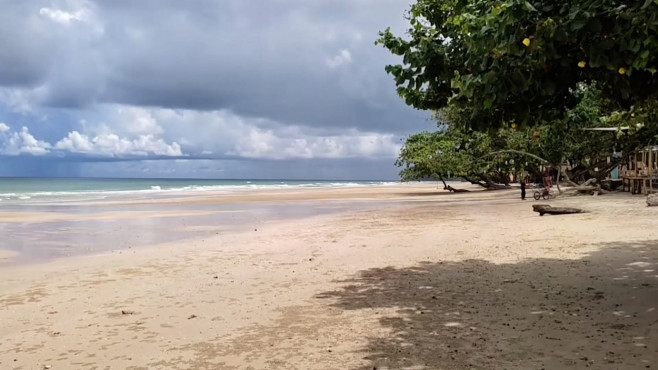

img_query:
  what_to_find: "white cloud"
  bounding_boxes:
[39,1,94,25]
[0,103,401,162]
[231,125,400,160]
[0,89,36,114]
[327,49,353,68]
[53,131,93,152]
[109,105,402,160]
[110,106,403,160]
[115,107,164,135]
[55,131,183,157]
[0,126,51,156]
[0,119,181,158]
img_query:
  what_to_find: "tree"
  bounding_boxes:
[395,130,465,187]
[396,86,658,188]
[378,0,658,130]
[397,108,545,188]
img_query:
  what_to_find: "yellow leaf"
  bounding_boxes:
[522,38,531,47]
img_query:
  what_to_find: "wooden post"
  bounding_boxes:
[636,152,640,177]
[649,147,655,194]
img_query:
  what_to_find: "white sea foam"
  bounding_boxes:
[0,180,400,205]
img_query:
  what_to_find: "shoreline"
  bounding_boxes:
[0,183,488,265]
[1,185,656,369]
[0,178,405,205]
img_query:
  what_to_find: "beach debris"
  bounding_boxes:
[188,314,197,319]
[43,365,52,369]
[648,194,658,207]
[121,310,135,315]
[592,291,605,300]
[560,178,606,197]
[532,204,585,216]
[213,275,218,279]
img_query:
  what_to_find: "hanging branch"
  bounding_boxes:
[483,149,549,164]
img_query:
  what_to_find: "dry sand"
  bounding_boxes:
[0,184,657,369]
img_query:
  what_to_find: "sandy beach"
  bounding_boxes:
[0,184,657,369]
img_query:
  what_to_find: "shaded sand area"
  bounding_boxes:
[0,184,657,369]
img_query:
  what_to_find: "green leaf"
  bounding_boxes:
[588,19,602,33]
[600,39,615,50]
[571,18,587,31]
[510,70,526,88]
[484,95,495,109]
[525,1,537,12]
[379,0,658,131]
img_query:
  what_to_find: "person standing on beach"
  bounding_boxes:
[544,171,552,189]
[520,178,526,200]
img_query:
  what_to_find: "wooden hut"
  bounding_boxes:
[621,146,658,194]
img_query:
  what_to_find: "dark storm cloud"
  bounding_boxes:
[98,0,426,132]
[0,0,427,134]
[0,2,54,87]
[77,157,402,181]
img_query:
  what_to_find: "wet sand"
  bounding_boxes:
[0,184,656,369]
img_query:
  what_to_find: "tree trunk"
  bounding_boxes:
[582,178,598,186]
[561,170,579,186]
[560,178,605,196]
[556,161,563,193]
[445,185,470,192]
[440,175,470,192]
[484,179,512,190]
[462,176,489,188]
[439,175,448,190]
[570,159,622,184]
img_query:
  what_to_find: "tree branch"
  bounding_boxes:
[483,150,550,164]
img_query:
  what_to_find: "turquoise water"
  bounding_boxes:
[0,177,397,204]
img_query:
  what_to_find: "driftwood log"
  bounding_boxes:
[533,204,585,216]
[560,185,604,197]
[557,178,605,197]
[648,194,658,207]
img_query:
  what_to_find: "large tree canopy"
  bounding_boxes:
[378,0,658,130]
[396,86,658,187]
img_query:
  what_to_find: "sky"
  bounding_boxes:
[0,0,430,180]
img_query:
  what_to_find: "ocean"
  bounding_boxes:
[0,177,399,205]
[0,177,402,263]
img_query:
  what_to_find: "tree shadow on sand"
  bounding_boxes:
[316,240,658,370]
